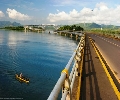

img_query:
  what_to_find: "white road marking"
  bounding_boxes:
[94,35,120,48]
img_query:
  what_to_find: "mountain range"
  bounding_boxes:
[76,23,120,29]
[0,21,120,30]
[0,21,22,28]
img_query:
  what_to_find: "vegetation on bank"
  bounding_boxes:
[2,26,24,31]
[0,26,45,32]
[87,29,120,39]
[57,25,84,31]
[76,23,120,30]
[89,29,120,35]
[75,23,120,37]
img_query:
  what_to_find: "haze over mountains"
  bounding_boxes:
[0,21,120,29]
[0,21,21,28]
[76,23,120,29]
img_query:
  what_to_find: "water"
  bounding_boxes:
[0,30,78,100]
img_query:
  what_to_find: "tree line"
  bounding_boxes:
[57,25,84,31]
[90,29,120,34]
[4,26,24,30]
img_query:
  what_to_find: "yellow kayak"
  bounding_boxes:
[15,74,29,83]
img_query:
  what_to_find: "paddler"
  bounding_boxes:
[20,73,23,78]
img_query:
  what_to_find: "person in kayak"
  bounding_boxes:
[20,73,23,78]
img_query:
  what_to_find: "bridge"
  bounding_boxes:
[47,31,120,100]
[24,24,60,32]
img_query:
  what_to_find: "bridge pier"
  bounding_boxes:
[76,35,78,39]
[60,32,61,35]
[24,26,29,32]
[70,34,72,38]
[65,33,67,36]
[25,28,26,32]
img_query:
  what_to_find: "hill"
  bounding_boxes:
[0,21,22,28]
[76,23,120,29]
[76,23,100,29]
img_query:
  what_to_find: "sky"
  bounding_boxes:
[0,0,120,25]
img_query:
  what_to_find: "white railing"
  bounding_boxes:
[47,34,85,100]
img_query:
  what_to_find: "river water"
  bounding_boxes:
[0,30,78,100]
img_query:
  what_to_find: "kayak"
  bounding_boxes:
[15,74,29,83]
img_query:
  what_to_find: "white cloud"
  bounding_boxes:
[53,0,88,6]
[69,9,79,18]
[48,11,71,22]
[53,0,75,5]
[96,2,109,11]
[6,8,31,20]
[56,9,59,12]
[0,11,5,17]
[53,0,97,7]
[47,2,120,25]
[60,0,78,5]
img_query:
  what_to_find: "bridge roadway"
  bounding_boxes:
[77,34,118,100]
[88,33,120,79]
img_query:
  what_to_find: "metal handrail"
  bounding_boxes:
[69,61,76,82]
[47,34,85,100]
[47,73,66,100]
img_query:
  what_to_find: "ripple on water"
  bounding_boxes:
[0,30,78,99]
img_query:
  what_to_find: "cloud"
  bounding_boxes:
[48,11,71,22]
[56,9,59,12]
[47,2,120,25]
[59,0,78,5]
[52,0,96,7]
[53,0,82,6]
[0,11,5,17]
[96,2,108,10]
[6,1,43,12]
[47,8,92,23]
[6,8,31,20]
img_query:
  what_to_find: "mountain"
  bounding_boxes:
[0,21,22,28]
[76,23,100,28]
[76,23,120,29]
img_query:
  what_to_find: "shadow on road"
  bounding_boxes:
[80,37,102,100]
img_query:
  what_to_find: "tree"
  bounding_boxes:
[57,25,84,31]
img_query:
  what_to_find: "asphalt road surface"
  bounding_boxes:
[80,35,118,100]
[88,33,120,79]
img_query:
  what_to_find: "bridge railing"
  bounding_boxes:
[47,34,85,100]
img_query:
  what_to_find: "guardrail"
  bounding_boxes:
[47,34,85,100]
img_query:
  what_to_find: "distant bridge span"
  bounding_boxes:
[24,25,60,32]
